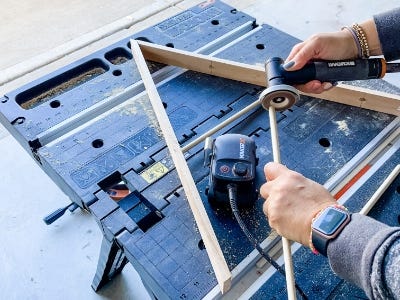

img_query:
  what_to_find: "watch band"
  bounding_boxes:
[312,230,331,257]
[311,206,351,256]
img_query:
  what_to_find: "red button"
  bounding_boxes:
[220,165,230,173]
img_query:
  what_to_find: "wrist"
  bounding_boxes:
[339,28,359,58]
[302,201,336,246]
[310,204,350,256]
[359,19,382,56]
[341,19,382,58]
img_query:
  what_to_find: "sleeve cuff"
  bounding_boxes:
[373,8,400,61]
[327,214,389,291]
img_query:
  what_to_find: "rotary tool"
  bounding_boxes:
[259,56,400,111]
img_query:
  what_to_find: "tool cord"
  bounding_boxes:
[227,183,308,300]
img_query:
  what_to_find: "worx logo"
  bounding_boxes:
[239,138,246,159]
[328,61,356,67]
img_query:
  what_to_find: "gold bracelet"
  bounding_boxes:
[351,23,370,58]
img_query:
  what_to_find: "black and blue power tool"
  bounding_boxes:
[204,133,258,207]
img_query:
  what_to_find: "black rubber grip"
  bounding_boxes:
[283,58,385,84]
[43,207,68,225]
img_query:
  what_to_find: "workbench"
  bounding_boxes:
[1,1,399,299]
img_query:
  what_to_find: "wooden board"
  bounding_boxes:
[305,84,400,116]
[138,40,266,86]
[138,40,400,116]
[130,39,232,293]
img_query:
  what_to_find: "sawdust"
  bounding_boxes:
[38,148,69,166]
[257,145,271,156]
[20,67,106,110]
[108,56,129,65]
[334,119,350,136]
[104,87,125,98]
[299,123,307,129]
[146,61,166,73]
[117,94,162,136]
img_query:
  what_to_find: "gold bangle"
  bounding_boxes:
[351,23,370,58]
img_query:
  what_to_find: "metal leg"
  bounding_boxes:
[91,236,128,291]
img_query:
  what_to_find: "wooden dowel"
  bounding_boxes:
[360,164,400,215]
[269,107,281,163]
[181,99,260,153]
[130,39,232,293]
[268,107,297,300]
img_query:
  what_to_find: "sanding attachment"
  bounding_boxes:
[258,84,299,111]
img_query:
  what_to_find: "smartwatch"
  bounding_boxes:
[311,206,351,256]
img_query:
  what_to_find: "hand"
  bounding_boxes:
[260,162,336,246]
[284,29,358,94]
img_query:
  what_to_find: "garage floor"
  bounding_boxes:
[0,1,399,299]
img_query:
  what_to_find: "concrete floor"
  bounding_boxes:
[0,1,399,299]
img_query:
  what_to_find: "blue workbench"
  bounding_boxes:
[0,1,398,299]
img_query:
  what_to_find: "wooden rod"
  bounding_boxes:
[130,39,232,293]
[360,164,400,215]
[137,40,400,116]
[181,99,260,153]
[269,108,281,163]
[268,107,297,300]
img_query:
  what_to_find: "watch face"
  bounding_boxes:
[313,208,348,236]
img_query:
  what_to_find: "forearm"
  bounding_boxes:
[327,214,400,299]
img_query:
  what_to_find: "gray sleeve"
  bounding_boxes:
[373,8,400,61]
[327,213,400,299]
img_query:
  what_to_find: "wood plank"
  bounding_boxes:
[138,40,266,86]
[130,39,232,293]
[138,40,400,116]
[304,84,400,116]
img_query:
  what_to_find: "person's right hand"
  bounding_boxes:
[260,162,337,246]
[284,30,358,94]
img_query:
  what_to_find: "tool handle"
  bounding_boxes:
[43,206,69,225]
[43,203,78,225]
[283,58,386,84]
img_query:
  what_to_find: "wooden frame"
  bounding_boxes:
[138,40,400,116]
[132,39,400,297]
